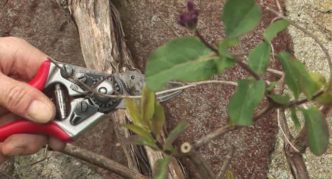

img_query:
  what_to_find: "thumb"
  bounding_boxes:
[0,73,55,123]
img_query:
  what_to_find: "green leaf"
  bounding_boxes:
[151,101,166,137]
[215,56,235,73]
[124,124,154,144]
[122,135,159,150]
[226,170,235,179]
[125,98,142,127]
[153,156,172,179]
[278,52,319,99]
[316,92,332,105]
[228,79,265,126]
[302,107,329,156]
[141,86,155,128]
[248,41,271,75]
[222,0,262,38]
[219,38,240,57]
[290,108,301,129]
[146,37,218,91]
[263,19,289,43]
[266,81,277,92]
[164,121,189,150]
[309,72,326,89]
[215,39,238,73]
[269,94,290,105]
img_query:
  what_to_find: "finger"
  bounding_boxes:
[0,107,9,116]
[48,137,66,151]
[0,73,55,123]
[0,37,48,80]
[0,144,8,164]
[0,113,18,125]
[1,134,47,156]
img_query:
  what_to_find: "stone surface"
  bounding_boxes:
[267,0,332,178]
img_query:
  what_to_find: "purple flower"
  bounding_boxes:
[178,0,199,29]
[187,0,194,11]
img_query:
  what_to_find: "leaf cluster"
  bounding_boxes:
[126,0,331,177]
[125,87,188,178]
[145,0,330,156]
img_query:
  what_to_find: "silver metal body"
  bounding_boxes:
[45,62,144,139]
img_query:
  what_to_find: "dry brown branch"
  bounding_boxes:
[186,150,216,179]
[216,146,235,179]
[62,144,148,179]
[66,1,185,178]
[279,109,309,179]
[66,0,141,173]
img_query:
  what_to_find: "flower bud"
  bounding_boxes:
[178,0,199,29]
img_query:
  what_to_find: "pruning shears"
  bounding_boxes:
[0,58,180,142]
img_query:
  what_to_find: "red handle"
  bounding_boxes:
[0,60,71,142]
[0,120,71,142]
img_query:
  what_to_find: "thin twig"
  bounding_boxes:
[49,62,238,100]
[234,58,261,80]
[195,30,261,80]
[216,146,235,179]
[267,68,284,77]
[277,109,300,153]
[286,90,324,107]
[62,144,148,179]
[253,104,274,120]
[193,124,236,148]
[194,104,273,148]
[156,80,237,96]
[195,30,219,54]
[186,150,216,179]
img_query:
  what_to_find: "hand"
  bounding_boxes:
[0,37,65,162]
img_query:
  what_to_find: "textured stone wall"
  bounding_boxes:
[268,0,332,178]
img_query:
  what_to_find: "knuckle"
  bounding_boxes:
[5,85,31,112]
[27,144,41,154]
[1,36,25,44]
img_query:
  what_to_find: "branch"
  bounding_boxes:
[67,0,142,173]
[183,149,216,179]
[216,146,235,179]
[278,109,309,179]
[193,104,273,148]
[195,30,218,54]
[62,144,148,179]
[193,125,236,149]
[286,90,324,108]
[233,58,261,80]
[195,30,261,80]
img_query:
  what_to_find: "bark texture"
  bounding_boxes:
[67,1,185,178]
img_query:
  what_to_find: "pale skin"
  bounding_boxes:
[0,37,65,163]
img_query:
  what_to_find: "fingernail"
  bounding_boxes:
[27,100,54,123]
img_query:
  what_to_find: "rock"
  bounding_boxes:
[268,0,332,178]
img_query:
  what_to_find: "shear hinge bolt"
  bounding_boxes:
[98,87,107,94]
[61,65,74,78]
[79,101,89,113]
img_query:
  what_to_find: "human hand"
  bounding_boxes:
[0,37,65,163]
